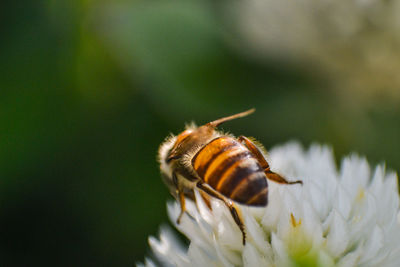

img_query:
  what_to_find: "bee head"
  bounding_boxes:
[158,108,255,186]
[165,129,195,163]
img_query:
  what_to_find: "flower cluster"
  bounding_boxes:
[231,0,400,101]
[141,143,400,266]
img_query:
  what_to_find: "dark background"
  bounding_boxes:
[1,0,399,265]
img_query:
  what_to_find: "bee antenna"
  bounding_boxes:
[206,108,255,128]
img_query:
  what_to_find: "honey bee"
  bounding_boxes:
[158,109,302,244]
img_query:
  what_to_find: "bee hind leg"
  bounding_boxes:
[196,181,246,245]
[238,135,302,185]
[265,171,302,185]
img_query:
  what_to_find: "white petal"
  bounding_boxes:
[369,165,385,198]
[271,233,292,267]
[276,195,298,239]
[336,245,363,267]
[375,172,400,226]
[302,201,324,248]
[332,184,352,220]
[140,258,157,267]
[261,188,283,232]
[384,244,400,267]
[281,186,302,218]
[215,219,242,250]
[398,210,400,225]
[213,201,242,250]
[359,225,384,265]
[194,189,214,225]
[269,142,306,179]
[348,192,377,244]
[340,155,370,200]
[211,236,236,267]
[167,202,212,248]
[307,144,337,177]
[243,242,271,267]
[317,250,335,267]
[187,244,217,267]
[242,207,272,254]
[304,180,329,220]
[325,210,349,258]
[148,226,189,267]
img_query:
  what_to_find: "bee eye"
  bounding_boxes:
[166,155,179,164]
[165,148,175,163]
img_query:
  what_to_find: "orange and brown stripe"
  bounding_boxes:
[192,136,268,206]
[192,137,237,178]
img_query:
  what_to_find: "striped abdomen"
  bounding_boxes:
[192,136,268,206]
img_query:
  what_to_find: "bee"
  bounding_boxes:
[158,109,302,244]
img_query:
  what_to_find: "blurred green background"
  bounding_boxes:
[1,0,399,265]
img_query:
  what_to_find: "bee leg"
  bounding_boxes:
[238,136,270,170]
[265,171,302,185]
[176,189,186,224]
[172,171,187,224]
[194,189,212,211]
[238,136,302,185]
[196,181,246,245]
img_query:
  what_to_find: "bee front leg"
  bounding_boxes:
[238,135,302,185]
[196,181,246,245]
[176,189,186,224]
[172,172,187,224]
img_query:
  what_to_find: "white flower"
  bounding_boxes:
[141,142,400,267]
[230,0,400,101]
